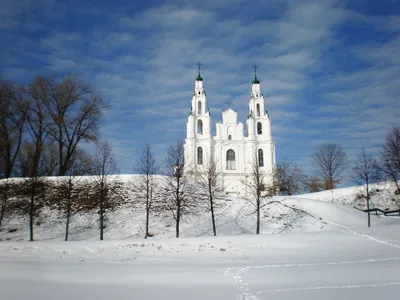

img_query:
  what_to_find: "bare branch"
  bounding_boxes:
[312,143,347,190]
[134,144,159,239]
[241,152,277,234]
[90,140,120,240]
[352,148,381,227]
[381,127,400,192]
[161,140,198,238]
[276,158,304,195]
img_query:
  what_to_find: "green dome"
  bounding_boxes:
[252,75,260,84]
[196,72,203,81]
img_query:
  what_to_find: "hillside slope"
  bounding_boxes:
[0,176,399,242]
[293,181,400,210]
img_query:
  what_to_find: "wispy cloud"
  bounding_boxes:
[0,0,399,182]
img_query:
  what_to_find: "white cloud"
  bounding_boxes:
[1,0,398,177]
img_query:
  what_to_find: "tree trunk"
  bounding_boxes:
[58,127,63,176]
[0,198,5,228]
[145,208,149,239]
[100,182,104,241]
[175,176,180,238]
[100,208,104,240]
[65,202,70,241]
[209,183,216,236]
[176,200,180,238]
[29,181,36,242]
[392,173,400,191]
[210,201,216,237]
[145,177,149,239]
[176,199,180,238]
[366,189,371,228]
[4,158,12,179]
[176,213,180,238]
[256,195,260,234]
[65,179,72,241]
[0,183,9,228]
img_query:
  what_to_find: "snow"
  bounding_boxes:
[292,181,400,210]
[0,178,400,299]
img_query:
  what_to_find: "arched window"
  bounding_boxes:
[226,149,235,170]
[228,135,232,140]
[256,103,260,117]
[257,122,262,135]
[197,147,203,165]
[198,101,202,114]
[197,119,203,134]
[258,149,264,167]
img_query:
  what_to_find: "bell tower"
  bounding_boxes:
[192,62,207,116]
[248,65,266,119]
[185,63,213,176]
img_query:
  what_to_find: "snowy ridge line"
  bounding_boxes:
[256,281,400,294]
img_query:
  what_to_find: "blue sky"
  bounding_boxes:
[1,0,399,179]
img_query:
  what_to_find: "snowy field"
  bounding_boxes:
[1,181,400,300]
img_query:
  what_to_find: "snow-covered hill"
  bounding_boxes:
[1,176,400,300]
[0,175,399,242]
[293,181,400,210]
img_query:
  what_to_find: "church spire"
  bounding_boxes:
[252,64,260,84]
[196,61,203,81]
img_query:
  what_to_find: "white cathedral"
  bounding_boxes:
[184,67,276,196]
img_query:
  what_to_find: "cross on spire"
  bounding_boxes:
[196,61,202,74]
[196,61,203,81]
[252,64,260,84]
[226,99,234,109]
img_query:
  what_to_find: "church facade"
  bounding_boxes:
[184,70,276,196]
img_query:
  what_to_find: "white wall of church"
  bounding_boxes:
[184,74,276,197]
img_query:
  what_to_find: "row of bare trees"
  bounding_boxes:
[0,74,109,240]
[352,127,400,227]
[273,143,349,196]
[135,141,225,239]
[0,139,226,241]
[0,140,123,241]
[275,127,400,227]
[134,142,278,238]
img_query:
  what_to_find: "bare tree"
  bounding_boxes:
[22,79,52,241]
[243,153,276,234]
[91,141,119,240]
[39,143,59,176]
[162,140,197,238]
[0,179,8,227]
[0,179,17,228]
[134,144,159,239]
[57,149,92,241]
[33,75,108,176]
[276,158,304,195]
[312,143,348,190]
[301,176,323,193]
[199,159,223,236]
[0,79,27,179]
[381,127,400,192]
[352,148,381,227]
[18,178,48,241]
